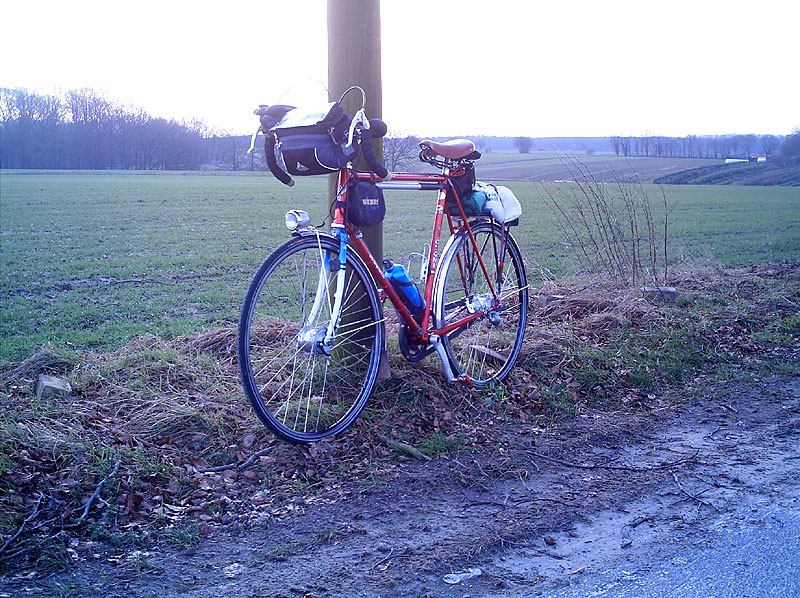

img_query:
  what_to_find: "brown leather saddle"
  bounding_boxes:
[419,138,476,160]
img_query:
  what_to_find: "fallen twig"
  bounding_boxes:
[370,547,395,570]
[199,447,274,473]
[627,515,655,529]
[488,525,524,547]
[370,547,411,571]
[385,439,431,461]
[236,447,275,471]
[78,460,121,522]
[670,472,718,511]
[0,493,44,558]
[529,450,697,472]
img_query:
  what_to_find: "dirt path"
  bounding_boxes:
[6,375,799,597]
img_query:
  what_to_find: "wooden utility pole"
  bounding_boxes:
[327,0,383,262]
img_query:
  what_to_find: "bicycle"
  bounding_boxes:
[237,87,529,444]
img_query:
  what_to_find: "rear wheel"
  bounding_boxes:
[433,221,528,387]
[237,234,384,443]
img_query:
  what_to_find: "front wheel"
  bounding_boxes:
[237,234,384,443]
[433,221,528,387]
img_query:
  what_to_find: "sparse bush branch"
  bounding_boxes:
[661,187,671,283]
[560,156,634,283]
[619,183,641,283]
[542,185,593,271]
[545,155,671,285]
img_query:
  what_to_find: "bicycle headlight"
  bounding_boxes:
[284,210,311,231]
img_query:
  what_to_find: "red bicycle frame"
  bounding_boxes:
[333,167,501,348]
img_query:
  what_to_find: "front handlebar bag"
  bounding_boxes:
[270,102,358,176]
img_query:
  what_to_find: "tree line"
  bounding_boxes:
[0,87,262,171]
[3,87,794,170]
[608,133,784,159]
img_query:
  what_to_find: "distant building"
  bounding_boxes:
[724,156,767,164]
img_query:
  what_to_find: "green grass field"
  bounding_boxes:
[2,170,799,365]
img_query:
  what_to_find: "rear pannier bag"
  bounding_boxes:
[260,102,359,177]
[347,180,386,227]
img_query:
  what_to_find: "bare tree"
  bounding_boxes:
[474,136,490,153]
[382,131,420,171]
[778,129,800,164]
[514,136,532,154]
[640,133,652,157]
[741,134,757,157]
[620,137,631,157]
[0,86,217,171]
[609,136,622,156]
[727,135,739,158]
[760,134,779,157]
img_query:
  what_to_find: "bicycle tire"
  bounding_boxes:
[237,234,384,443]
[433,220,528,387]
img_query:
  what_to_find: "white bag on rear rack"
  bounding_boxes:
[478,183,522,225]
[496,186,521,224]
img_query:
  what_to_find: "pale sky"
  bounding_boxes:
[2,0,798,138]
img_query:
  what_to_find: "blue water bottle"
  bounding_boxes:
[383,259,425,321]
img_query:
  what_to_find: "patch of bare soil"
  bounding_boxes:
[6,375,798,597]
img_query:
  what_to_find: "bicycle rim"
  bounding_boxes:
[237,235,383,443]
[434,221,528,387]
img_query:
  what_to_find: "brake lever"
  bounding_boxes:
[347,109,369,148]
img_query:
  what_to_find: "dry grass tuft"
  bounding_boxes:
[583,312,629,335]
[186,327,238,363]
[0,349,75,382]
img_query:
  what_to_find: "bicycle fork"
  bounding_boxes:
[297,231,348,357]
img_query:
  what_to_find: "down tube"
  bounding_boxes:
[348,232,423,334]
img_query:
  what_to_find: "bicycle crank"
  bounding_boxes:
[398,324,436,362]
